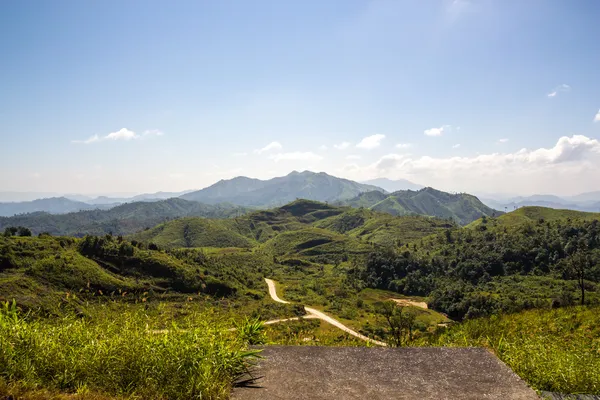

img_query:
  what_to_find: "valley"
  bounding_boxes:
[1,195,599,398]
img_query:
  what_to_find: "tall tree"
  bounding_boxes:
[568,249,592,306]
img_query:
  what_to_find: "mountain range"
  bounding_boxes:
[180,171,383,207]
[0,198,248,237]
[480,193,600,213]
[0,197,115,217]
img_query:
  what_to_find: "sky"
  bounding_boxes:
[1,0,600,197]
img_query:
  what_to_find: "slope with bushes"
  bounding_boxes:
[342,187,501,225]
[468,206,600,228]
[0,234,270,312]
[363,211,600,320]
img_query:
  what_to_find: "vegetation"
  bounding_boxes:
[0,301,259,400]
[0,234,272,312]
[0,198,250,237]
[432,306,600,394]
[467,206,600,228]
[363,211,600,320]
[2,199,600,397]
[340,187,501,225]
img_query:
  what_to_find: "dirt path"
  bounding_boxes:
[391,298,428,309]
[264,278,387,347]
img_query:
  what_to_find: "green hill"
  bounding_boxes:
[259,227,372,261]
[468,206,600,228]
[131,217,256,248]
[342,187,501,225]
[0,198,249,237]
[314,207,453,247]
[0,234,270,312]
[130,199,451,251]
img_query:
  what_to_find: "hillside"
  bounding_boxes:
[0,234,271,311]
[180,171,384,207]
[131,200,452,252]
[131,217,257,248]
[0,197,108,217]
[364,208,600,320]
[468,206,600,228]
[0,198,249,237]
[314,207,454,247]
[342,187,500,225]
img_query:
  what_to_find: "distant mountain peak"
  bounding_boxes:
[180,171,383,207]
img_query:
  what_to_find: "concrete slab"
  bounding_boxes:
[232,346,539,400]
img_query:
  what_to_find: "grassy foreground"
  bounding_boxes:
[432,306,600,394]
[0,301,258,400]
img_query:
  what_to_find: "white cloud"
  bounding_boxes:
[105,128,138,141]
[452,144,461,148]
[360,135,600,194]
[396,143,412,149]
[232,152,248,157]
[338,163,361,174]
[497,138,509,143]
[547,84,570,98]
[72,128,162,144]
[356,134,385,149]
[269,152,323,162]
[334,141,351,150]
[424,125,450,137]
[346,154,361,160]
[255,141,283,154]
[373,154,406,173]
[318,145,328,151]
[594,109,600,122]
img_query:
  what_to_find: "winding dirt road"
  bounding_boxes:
[264,278,387,347]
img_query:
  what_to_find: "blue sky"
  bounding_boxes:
[1,0,599,196]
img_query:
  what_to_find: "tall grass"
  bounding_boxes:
[432,306,600,394]
[0,301,258,399]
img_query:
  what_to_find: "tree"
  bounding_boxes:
[568,250,593,306]
[4,227,18,237]
[17,226,32,237]
[377,301,416,347]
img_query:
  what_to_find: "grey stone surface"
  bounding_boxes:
[232,346,540,400]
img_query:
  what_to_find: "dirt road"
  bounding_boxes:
[264,278,387,347]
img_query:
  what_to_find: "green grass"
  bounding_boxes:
[432,306,600,394]
[131,217,257,249]
[0,301,259,400]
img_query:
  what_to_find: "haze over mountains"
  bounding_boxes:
[180,171,382,207]
[0,172,502,236]
[2,170,599,224]
[480,193,600,213]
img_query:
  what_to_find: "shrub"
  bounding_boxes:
[0,301,259,399]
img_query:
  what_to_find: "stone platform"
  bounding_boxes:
[232,346,539,400]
